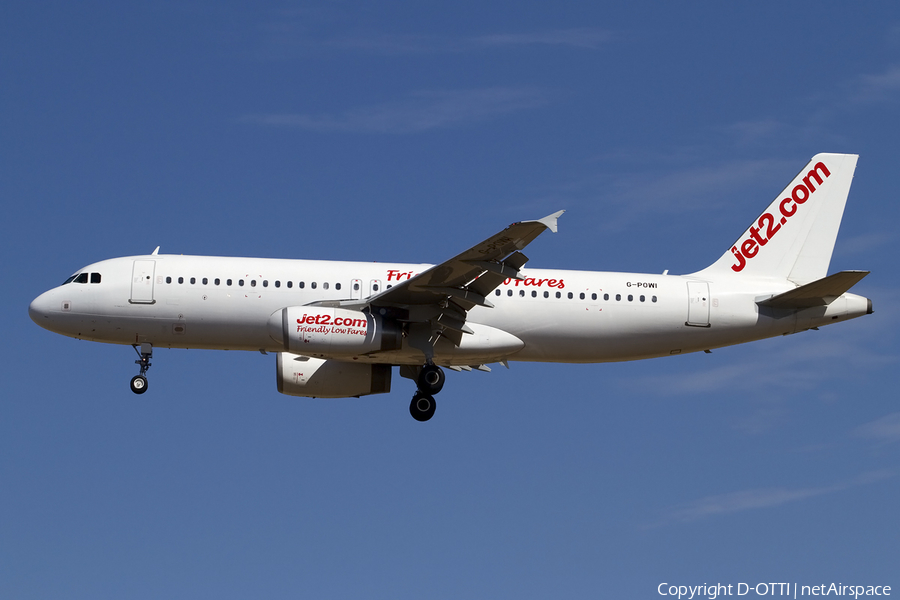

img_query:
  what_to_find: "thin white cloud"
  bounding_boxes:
[579,158,794,231]
[854,412,900,443]
[472,28,613,50]
[832,232,894,257]
[631,328,897,399]
[653,471,891,526]
[259,28,614,57]
[242,87,549,134]
[854,65,900,102]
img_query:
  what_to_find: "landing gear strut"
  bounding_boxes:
[130,343,152,394]
[409,363,444,422]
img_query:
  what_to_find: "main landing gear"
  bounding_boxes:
[130,343,152,394]
[409,364,445,422]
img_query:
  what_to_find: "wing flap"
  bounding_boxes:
[757,270,869,309]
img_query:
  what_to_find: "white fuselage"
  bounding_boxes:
[29,254,871,366]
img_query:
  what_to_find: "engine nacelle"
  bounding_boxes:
[267,306,402,357]
[276,352,392,398]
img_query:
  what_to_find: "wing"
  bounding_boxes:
[367,210,564,348]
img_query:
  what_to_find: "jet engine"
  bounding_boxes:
[276,352,392,398]
[267,306,402,357]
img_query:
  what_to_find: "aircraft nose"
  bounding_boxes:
[29,290,55,326]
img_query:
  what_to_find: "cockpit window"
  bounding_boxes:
[63,274,78,285]
[74,273,89,284]
[91,273,101,284]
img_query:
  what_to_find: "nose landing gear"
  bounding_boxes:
[130,343,152,394]
[409,364,445,422]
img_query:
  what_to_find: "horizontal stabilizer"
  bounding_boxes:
[757,270,869,309]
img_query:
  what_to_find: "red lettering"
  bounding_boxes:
[741,238,759,258]
[748,225,768,247]
[758,213,781,240]
[780,197,797,217]
[730,246,746,272]
[728,159,832,271]
[792,184,810,204]
[802,162,830,192]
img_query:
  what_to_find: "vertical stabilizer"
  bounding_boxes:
[695,153,858,284]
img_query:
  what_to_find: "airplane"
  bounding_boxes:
[29,153,872,421]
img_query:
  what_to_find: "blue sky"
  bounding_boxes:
[3,2,899,598]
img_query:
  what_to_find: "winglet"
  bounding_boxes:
[526,210,565,233]
[151,246,160,256]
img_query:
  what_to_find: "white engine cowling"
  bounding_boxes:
[267,306,402,357]
[276,352,392,398]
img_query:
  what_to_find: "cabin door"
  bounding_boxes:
[686,281,710,327]
[130,260,156,304]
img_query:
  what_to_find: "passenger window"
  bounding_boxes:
[568,292,573,299]
[311,282,317,289]
[190,277,196,284]
[336,283,341,291]
[604,293,609,301]
[544,291,549,298]
[615,294,621,301]
[299,282,305,289]
[496,290,501,296]
[251,280,256,287]
[178,277,184,284]
[556,292,561,299]
[287,281,293,288]
[75,273,88,284]
[263,280,268,287]
[532,291,537,298]
[354,283,360,291]
[519,290,525,297]
[652,296,658,303]
[239,279,244,287]
[507,290,513,297]
[275,281,280,288]
[215,278,220,285]
[227,279,232,286]
[372,284,379,291]
[591,293,597,301]
[91,273,101,284]
[628,295,633,302]
[640,295,645,302]
[166,276,172,284]
[579,292,585,300]
[202,277,208,285]
[323,282,329,290]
